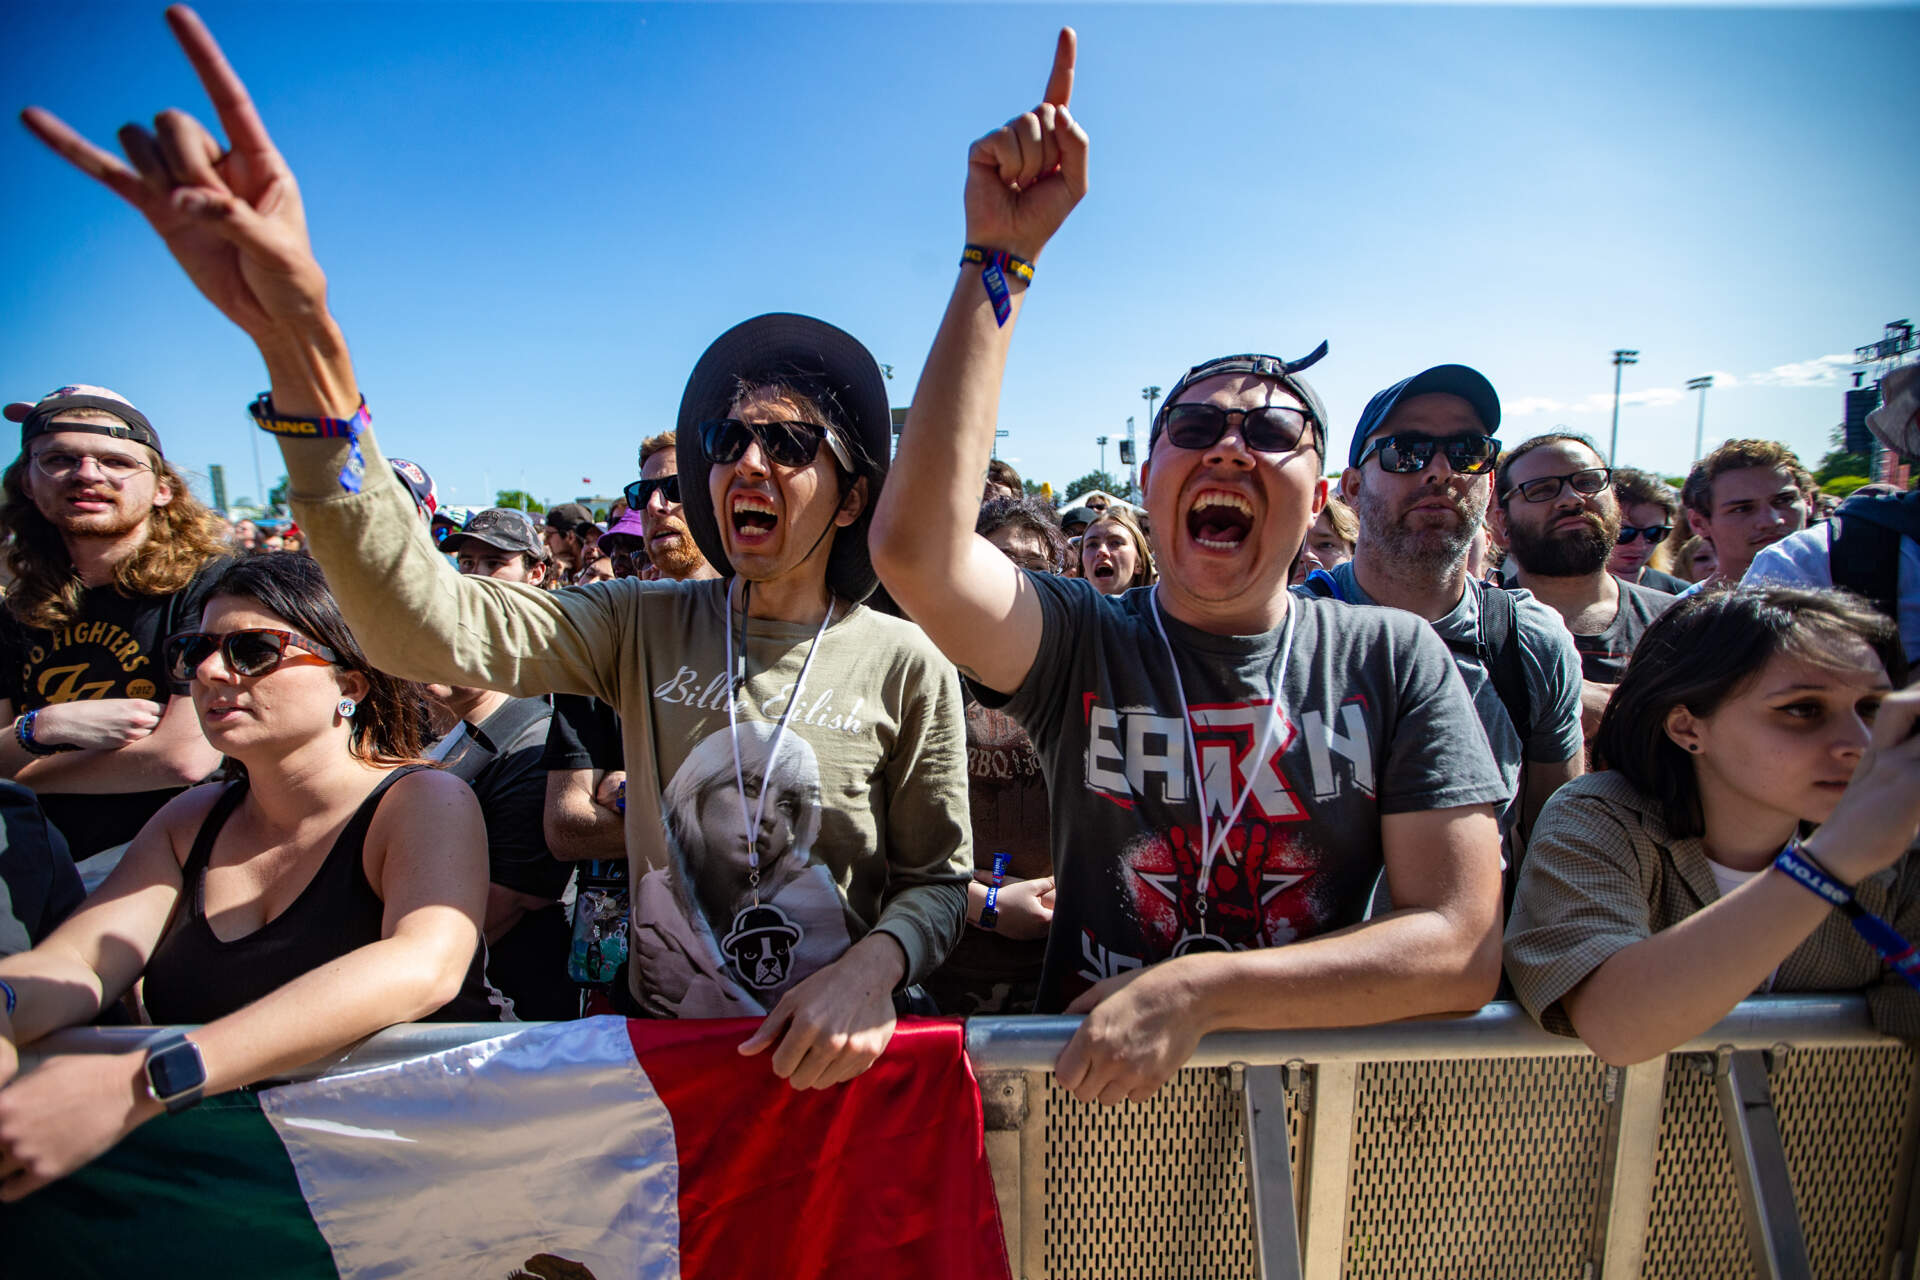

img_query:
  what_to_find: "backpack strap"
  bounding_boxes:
[1442,583,1534,759]
[1830,504,1907,622]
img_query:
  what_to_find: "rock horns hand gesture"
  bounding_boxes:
[20,6,328,347]
[964,28,1090,265]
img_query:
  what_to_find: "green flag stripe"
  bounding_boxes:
[0,1090,338,1279]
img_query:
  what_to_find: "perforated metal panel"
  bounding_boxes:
[1773,1044,1916,1279]
[1341,1057,1612,1278]
[1038,1067,1301,1279]
[1643,1044,1919,1280]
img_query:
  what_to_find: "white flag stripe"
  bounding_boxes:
[262,1017,679,1280]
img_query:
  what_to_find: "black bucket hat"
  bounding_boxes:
[676,314,892,603]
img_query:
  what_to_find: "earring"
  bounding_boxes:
[337,698,357,719]
[1686,743,1700,753]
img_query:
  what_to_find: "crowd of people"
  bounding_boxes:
[0,10,1916,1201]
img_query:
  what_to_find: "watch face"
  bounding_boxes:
[146,1041,206,1099]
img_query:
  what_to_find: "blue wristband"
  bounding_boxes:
[248,393,371,495]
[978,851,1011,931]
[0,978,15,1016]
[1775,840,1920,992]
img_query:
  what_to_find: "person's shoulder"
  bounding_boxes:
[387,764,483,810]
[1744,525,1832,588]
[1480,579,1580,663]
[841,600,965,670]
[1619,577,1680,617]
[1542,771,1670,838]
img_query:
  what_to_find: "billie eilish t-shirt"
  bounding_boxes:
[981,575,1510,1013]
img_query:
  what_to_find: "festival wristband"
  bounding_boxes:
[15,709,75,758]
[1774,840,1920,992]
[961,246,1035,328]
[978,851,1011,932]
[0,978,15,1016]
[247,393,371,494]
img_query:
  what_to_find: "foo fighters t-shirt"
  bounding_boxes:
[0,562,227,859]
[983,575,1509,1013]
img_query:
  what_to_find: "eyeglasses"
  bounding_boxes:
[165,628,341,683]
[1504,467,1613,505]
[30,449,152,484]
[624,475,682,509]
[1615,522,1673,545]
[1356,432,1501,476]
[1160,403,1317,455]
[700,419,854,473]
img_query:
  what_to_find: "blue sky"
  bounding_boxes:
[4,2,1916,512]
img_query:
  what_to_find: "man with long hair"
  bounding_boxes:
[0,386,227,867]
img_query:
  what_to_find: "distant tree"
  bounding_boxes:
[267,473,289,511]
[495,489,544,513]
[1064,470,1124,503]
[1021,477,1051,499]
[1820,474,1874,499]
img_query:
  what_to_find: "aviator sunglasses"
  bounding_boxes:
[1357,432,1501,476]
[623,474,682,510]
[166,629,341,683]
[1161,403,1317,455]
[699,419,855,473]
[1615,522,1673,545]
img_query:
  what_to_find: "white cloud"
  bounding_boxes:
[1744,354,1855,387]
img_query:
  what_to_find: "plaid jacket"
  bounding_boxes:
[1504,771,1919,1040]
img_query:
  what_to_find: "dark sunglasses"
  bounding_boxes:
[700,419,855,472]
[1615,522,1673,545]
[1357,432,1501,475]
[623,475,682,509]
[1504,466,1613,505]
[1161,403,1316,455]
[165,628,341,683]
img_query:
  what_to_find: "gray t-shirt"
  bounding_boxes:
[983,575,1508,1012]
[1321,564,1583,841]
[1568,579,1676,684]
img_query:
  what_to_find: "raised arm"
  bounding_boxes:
[869,29,1088,695]
[22,8,629,702]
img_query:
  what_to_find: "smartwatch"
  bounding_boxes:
[142,1032,207,1114]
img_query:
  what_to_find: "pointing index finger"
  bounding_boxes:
[165,5,275,158]
[1043,27,1076,108]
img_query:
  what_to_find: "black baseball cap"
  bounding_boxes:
[545,502,593,532]
[1348,365,1501,469]
[6,384,163,457]
[441,507,545,559]
[1150,344,1332,456]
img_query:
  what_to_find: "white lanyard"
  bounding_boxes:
[1148,586,1296,938]
[723,580,833,903]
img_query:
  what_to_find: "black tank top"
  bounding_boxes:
[144,766,506,1025]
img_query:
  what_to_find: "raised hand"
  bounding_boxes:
[20,6,327,345]
[1802,685,1920,885]
[964,28,1090,263]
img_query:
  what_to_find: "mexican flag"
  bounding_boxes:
[3,1016,1008,1279]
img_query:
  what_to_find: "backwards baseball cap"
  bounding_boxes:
[440,507,545,559]
[388,458,438,520]
[675,313,892,602]
[1150,343,1332,456]
[6,384,163,457]
[1348,364,1501,470]
[545,502,593,532]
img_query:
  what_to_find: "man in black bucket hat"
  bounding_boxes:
[19,9,971,1088]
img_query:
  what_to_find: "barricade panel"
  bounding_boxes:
[1341,1056,1610,1278]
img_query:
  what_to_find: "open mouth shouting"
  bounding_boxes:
[729,492,779,548]
[1186,489,1255,552]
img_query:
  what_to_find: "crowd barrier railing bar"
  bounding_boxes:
[24,995,1920,1280]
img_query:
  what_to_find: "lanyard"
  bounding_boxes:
[1148,586,1296,942]
[722,580,833,903]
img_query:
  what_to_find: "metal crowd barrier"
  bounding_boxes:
[31,995,1920,1279]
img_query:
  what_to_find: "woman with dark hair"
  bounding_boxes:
[0,553,501,1198]
[1506,586,1920,1064]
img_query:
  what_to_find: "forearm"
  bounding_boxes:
[0,942,110,1047]
[13,713,219,794]
[182,927,479,1094]
[877,269,1028,584]
[544,773,626,862]
[1561,873,1830,1065]
[872,878,969,987]
[1182,904,1501,1034]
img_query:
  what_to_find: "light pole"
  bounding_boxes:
[1096,435,1109,476]
[1142,385,1161,435]
[1609,349,1639,464]
[1686,376,1713,461]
